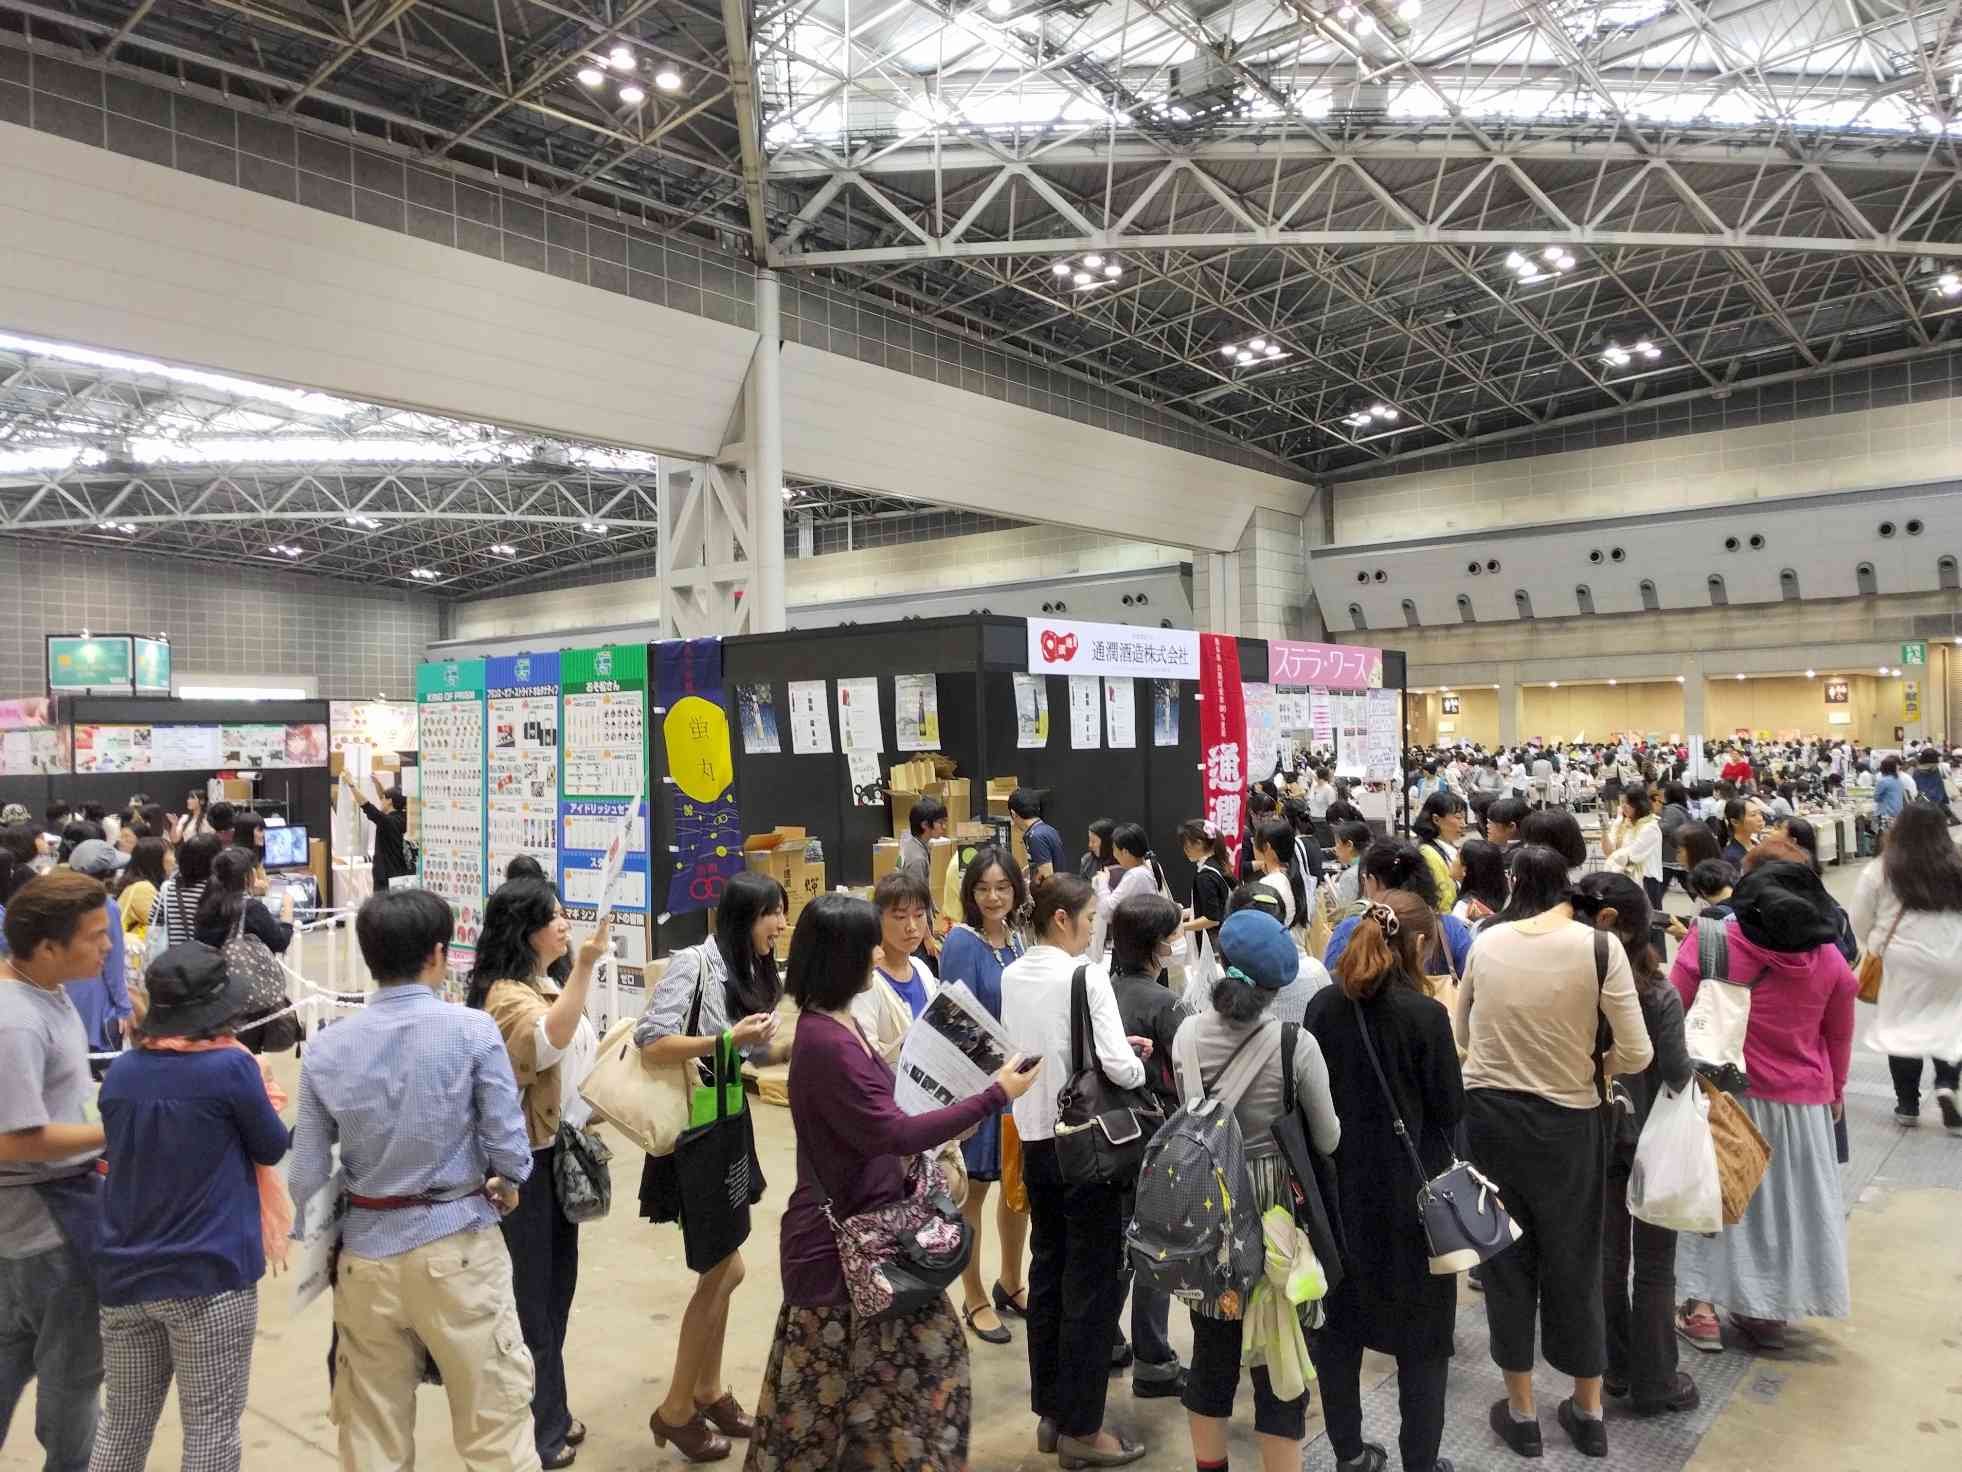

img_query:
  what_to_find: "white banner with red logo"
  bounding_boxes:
[1268,640,1382,691]
[1027,618,1200,681]
[1199,634,1248,873]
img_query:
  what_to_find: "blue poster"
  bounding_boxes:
[657,638,744,914]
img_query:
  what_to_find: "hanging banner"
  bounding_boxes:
[1027,618,1200,681]
[416,658,489,977]
[1199,635,1248,874]
[486,652,561,885]
[1268,640,1383,692]
[655,639,743,917]
[1904,679,1921,721]
[560,645,652,986]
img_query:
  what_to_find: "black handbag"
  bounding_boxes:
[1353,997,1521,1276]
[1053,966,1164,1187]
[668,1036,765,1272]
[1271,1022,1346,1294]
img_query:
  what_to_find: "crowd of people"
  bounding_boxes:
[0,739,1955,1472]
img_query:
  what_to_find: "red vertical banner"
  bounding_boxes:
[1199,634,1249,875]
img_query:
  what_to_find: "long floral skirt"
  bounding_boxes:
[743,1294,972,1472]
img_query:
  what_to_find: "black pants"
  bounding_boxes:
[1890,1055,1962,1111]
[1465,1090,1608,1378]
[1311,1328,1448,1472]
[1602,1146,1679,1401]
[500,1143,579,1456]
[1129,1279,1177,1374]
[1021,1139,1128,1439]
[1183,1312,1305,1440]
[1643,876,1664,910]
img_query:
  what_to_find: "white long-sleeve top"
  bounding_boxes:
[1850,862,1962,1061]
[999,944,1146,1142]
[1606,815,1664,883]
[1092,860,1163,960]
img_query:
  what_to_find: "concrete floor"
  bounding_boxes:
[5,853,1958,1472]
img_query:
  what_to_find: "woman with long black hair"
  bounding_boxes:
[467,879,607,1469]
[635,869,787,1462]
[115,837,171,952]
[192,846,293,957]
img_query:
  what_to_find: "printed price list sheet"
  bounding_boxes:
[416,662,489,958]
[487,653,561,882]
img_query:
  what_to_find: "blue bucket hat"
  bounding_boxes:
[1217,909,1299,991]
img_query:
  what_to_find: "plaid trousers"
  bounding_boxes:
[90,1286,259,1472]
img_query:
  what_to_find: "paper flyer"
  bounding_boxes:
[836,676,884,753]
[1103,676,1137,749]
[1152,680,1180,747]
[291,1168,347,1313]
[788,680,833,755]
[894,674,941,752]
[1013,673,1050,749]
[737,683,781,755]
[847,750,884,806]
[1068,675,1102,750]
[894,983,1012,1116]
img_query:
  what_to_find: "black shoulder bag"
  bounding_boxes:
[1354,997,1522,1277]
[1271,1022,1346,1292]
[1054,966,1165,1187]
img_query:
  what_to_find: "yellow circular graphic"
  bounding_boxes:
[664,696,734,803]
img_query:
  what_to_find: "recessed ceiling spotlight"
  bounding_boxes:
[1878,664,1890,675]
[1237,350,1255,364]
[1263,343,1281,357]
[1250,337,1267,351]
[1220,343,1238,357]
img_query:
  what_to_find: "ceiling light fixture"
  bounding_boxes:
[1084,254,1104,269]
[1937,271,1961,297]
[1354,12,1376,32]
[267,544,302,559]
[619,83,646,104]
[580,521,609,535]
[653,67,682,92]
[1805,668,1816,678]
[1053,262,1072,277]
[1737,672,1747,680]
[1342,401,1399,427]
[1878,664,1890,674]
[1102,263,1121,278]
[1395,0,1421,16]
[490,543,517,557]
[1676,675,1685,683]
[95,521,137,535]
[1221,338,1289,368]
[1602,337,1662,367]
[345,514,381,530]
[987,0,1012,13]
[578,67,605,87]
[608,44,635,68]
[1549,681,1560,688]
[410,568,440,580]
[1051,255,1118,291]
[1507,245,1574,284]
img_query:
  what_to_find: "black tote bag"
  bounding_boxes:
[669,1037,766,1272]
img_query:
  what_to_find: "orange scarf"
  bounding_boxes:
[139,1036,294,1272]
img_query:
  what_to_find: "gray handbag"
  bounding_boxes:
[554,1121,614,1224]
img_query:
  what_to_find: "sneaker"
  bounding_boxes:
[1632,1371,1701,1417]
[1676,1301,1724,1354]
[1938,1088,1962,1133]
[1897,1103,1923,1128]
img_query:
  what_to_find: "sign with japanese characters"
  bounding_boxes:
[1026,618,1200,681]
[1199,634,1248,874]
[1268,640,1383,692]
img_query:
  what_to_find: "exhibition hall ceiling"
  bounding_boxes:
[4,0,1960,475]
[0,332,920,592]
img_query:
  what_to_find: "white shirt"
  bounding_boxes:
[1092,860,1163,961]
[850,957,939,1060]
[1308,781,1336,819]
[1851,863,1962,1061]
[1257,869,1298,927]
[1606,815,1664,882]
[531,980,599,1130]
[1000,945,1145,1142]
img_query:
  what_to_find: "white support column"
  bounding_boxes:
[747,269,786,634]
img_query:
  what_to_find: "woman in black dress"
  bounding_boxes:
[1304,889,1466,1472]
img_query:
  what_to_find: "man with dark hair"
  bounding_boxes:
[0,871,116,1470]
[340,770,414,893]
[288,889,537,1470]
[900,797,949,888]
[204,802,236,844]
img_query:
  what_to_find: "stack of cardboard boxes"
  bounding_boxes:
[743,826,826,959]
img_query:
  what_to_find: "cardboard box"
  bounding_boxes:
[872,838,901,886]
[986,777,1019,818]
[927,835,956,896]
[928,777,971,828]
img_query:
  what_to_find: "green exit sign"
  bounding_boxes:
[1903,641,1927,666]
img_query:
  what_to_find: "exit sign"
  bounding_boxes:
[1903,641,1927,665]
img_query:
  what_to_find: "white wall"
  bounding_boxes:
[0,123,1310,554]
[1333,397,1962,544]
[448,523,1190,642]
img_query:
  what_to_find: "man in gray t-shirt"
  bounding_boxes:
[0,872,114,1472]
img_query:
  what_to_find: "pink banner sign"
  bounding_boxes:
[0,698,52,730]
[1268,641,1383,692]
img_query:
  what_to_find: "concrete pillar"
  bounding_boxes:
[1495,662,1521,747]
[746,269,786,633]
[1681,652,1706,752]
[1194,507,1311,638]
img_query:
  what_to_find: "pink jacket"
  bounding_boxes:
[1670,917,1855,1106]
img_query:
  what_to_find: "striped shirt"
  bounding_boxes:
[288,984,532,1258]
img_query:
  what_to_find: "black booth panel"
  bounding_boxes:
[1143,679,1207,901]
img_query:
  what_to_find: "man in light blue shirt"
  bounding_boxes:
[289,888,538,1471]
[60,841,130,1074]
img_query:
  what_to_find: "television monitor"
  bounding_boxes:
[263,824,308,869]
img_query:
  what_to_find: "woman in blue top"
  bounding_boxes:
[1874,755,1907,835]
[94,942,291,1472]
[938,844,1029,1345]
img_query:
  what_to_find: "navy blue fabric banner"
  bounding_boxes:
[657,638,744,914]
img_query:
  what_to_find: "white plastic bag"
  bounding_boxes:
[1627,1082,1722,1233]
[1180,929,1222,1012]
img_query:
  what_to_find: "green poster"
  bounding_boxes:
[133,638,171,694]
[47,636,133,693]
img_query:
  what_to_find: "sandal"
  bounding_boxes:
[993,1280,1029,1318]
[965,1301,1012,1345]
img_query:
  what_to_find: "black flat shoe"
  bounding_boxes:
[565,1420,587,1447]
[1632,1372,1701,1417]
[1602,1377,1629,1399]
[1336,1444,1388,1472]
[1557,1398,1609,1459]
[993,1280,1030,1318]
[963,1302,1011,1345]
[542,1445,576,1470]
[1489,1399,1542,1459]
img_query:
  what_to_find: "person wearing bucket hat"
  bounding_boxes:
[59,840,133,1075]
[1170,908,1340,1472]
[94,942,291,1472]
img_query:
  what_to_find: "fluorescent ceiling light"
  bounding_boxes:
[179,686,307,701]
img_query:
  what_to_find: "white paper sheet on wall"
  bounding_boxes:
[1069,676,1102,750]
[894,674,941,752]
[788,680,833,755]
[836,677,884,753]
[1103,677,1137,750]
[1014,674,1050,749]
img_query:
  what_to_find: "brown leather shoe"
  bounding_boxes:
[649,1410,731,1463]
[697,1392,756,1439]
